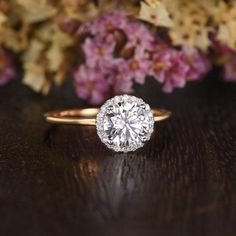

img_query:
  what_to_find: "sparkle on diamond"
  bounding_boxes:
[96,95,154,152]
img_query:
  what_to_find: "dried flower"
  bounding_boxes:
[0,0,235,105]
[139,0,173,27]
[210,38,234,65]
[183,46,211,81]
[212,1,236,50]
[151,45,211,92]
[15,0,57,23]
[82,34,116,69]
[22,23,74,93]
[167,0,211,51]
[78,10,128,36]
[108,59,134,94]
[75,10,155,103]
[127,47,152,85]
[124,21,154,50]
[74,65,111,105]
[151,48,189,92]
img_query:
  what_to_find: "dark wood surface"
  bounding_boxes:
[0,75,236,236]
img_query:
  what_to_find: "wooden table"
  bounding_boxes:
[0,76,236,236]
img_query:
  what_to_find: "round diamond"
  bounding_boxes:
[96,95,154,152]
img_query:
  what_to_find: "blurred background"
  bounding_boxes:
[1,0,236,104]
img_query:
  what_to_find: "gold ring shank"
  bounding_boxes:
[44,108,171,126]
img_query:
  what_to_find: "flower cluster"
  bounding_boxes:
[138,0,236,84]
[74,11,211,104]
[0,0,235,104]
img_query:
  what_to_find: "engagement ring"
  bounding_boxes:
[44,95,171,152]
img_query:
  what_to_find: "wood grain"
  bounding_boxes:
[0,76,236,236]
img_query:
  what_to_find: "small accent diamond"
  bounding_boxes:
[96,95,154,152]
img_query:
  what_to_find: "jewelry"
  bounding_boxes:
[44,95,171,152]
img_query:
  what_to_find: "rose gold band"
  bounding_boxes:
[44,108,171,126]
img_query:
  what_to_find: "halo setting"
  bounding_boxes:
[96,95,154,152]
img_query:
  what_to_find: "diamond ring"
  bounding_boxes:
[44,95,171,152]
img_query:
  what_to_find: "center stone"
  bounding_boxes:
[96,95,154,152]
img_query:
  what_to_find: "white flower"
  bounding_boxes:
[212,1,236,50]
[167,0,211,51]
[139,1,173,27]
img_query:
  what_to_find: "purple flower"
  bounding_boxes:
[77,10,155,99]
[210,38,234,65]
[151,48,189,93]
[74,65,111,105]
[183,46,211,81]
[78,22,92,36]
[76,10,214,103]
[124,22,154,51]
[78,10,127,36]
[83,34,116,70]
[97,10,128,33]
[210,37,234,56]
[108,59,134,94]
[125,47,152,85]
[151,46,211,93]
[223,55,236,83]
[0,49,16,86]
